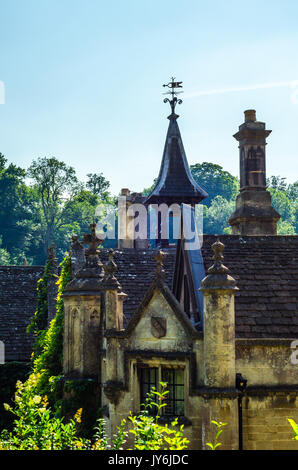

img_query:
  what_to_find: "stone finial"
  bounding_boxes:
[200,240,238,291]
[207,239,229,275]
[102,249,121,290]
[70,235,85,275]
[64,224,104,294]
[82,222,103,256]
[154,250,166,278]
[47,242,58,270]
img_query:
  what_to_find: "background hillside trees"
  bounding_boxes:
[0,153,296,265]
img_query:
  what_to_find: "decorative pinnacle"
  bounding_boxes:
[200,239,238,291]
[154,250,166,278]
[47,242,57,267]
[163,77,183,119]
[104,249,117,279]
[82,222,103,255]
[207,239,229,275]
[103,249,121,290]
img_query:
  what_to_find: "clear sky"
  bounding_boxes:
[0,0,298,195]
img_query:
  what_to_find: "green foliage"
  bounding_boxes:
[0,153,114,265]
[62,378,101,437]
[27,157,81,258]
[0,153,31,259]
[0,380,89,450]
[190,162,239,207]
[0,362,30,431]
[29,254,72,405]
[267,176,297,234]
[13,253,72,416]
[27,260,58,355]
[0,237,11,265]
[206,420,227,450]
[86,172,111,200]
[288,419,298,441]
[203,196,235,234]
[0,380,188,451]
[128,382,189,450]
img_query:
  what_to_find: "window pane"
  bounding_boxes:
[161,368,184,416]
[140,368,157,414]
[176,385,184,400]
[175,400,184,416]
[175,370,184,385]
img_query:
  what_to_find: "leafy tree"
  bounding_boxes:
[288,181,298,202]
[266,175,288,191]
[203,196,235,234]
[0,153,30,257]
[27,157,81,258]
[0,237,10,265]
[190,162,239,207]
[277,220,296,235]
[86,173,110,200]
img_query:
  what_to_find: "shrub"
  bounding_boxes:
[0,381,189,451]
[0,362,30,431]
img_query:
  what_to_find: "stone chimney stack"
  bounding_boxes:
[228,110,280,235]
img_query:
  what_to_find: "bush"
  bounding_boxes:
[0,362,30,431]
[0,381,189,451]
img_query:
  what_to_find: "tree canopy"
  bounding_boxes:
[0,151,296,266]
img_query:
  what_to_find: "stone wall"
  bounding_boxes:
[242,393,298,450]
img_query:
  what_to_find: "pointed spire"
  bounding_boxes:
[144,79,208,206]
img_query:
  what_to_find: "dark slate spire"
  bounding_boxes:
[144,79,208,206]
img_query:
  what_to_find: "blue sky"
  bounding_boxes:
[0,0,298,195]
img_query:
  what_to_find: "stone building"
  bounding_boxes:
[0,99,297,450]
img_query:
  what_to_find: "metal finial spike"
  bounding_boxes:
[162,78,183,119]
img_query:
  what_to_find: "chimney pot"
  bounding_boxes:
[121,188,130,196]
[244,109,256,122]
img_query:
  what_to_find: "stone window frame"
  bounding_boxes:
[131,358,188,420]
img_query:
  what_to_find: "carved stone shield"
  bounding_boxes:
[151,317,167,338]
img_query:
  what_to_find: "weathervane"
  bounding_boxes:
[163,77,183,118]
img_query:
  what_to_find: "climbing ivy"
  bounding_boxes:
[30,253,72,406]
[9,254,73,413]
[27,260,58,356]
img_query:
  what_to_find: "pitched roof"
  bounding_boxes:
[102,235,298,339]
[0,266,44,361]
[0,234,297,361]
[100,248,176,325]
[201,235,298,339]
[144,117,208,205]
